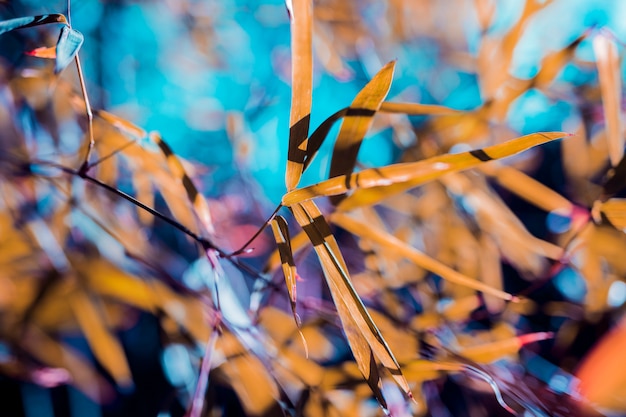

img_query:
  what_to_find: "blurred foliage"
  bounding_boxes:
[1,1,626,417]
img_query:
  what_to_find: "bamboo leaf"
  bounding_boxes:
[0,14,67,36]
[269,216,301,328]
[379,101,460,115]
[331,212,516,301]
[592,199,626,231]
[26,46,57,59]
[479,163,574,216]
[594,33,624,167]
[328,61,396,204]
[458,332,553,364]
[282,132,568,208]
[54,25,83,74]
[149,132,215,235]
[69,289,133,389]
[97,110,147,139]
[285,0,313,191]
[290,200,413,406]
[264,228,309,273]
[21,325,114,403]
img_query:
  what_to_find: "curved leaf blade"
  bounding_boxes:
[55,25,84,74]
[282,132,569,208]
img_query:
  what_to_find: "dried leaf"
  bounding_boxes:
[54,25,83,74]
[328,60,395,203]
[69,289,133,389]
[0,14,67,36]
[269,216,300,326]
[282,132,568,208]
[594,33,624,166]
[332,212,515,301]
[291,200,413,406]
[26,46,57,59]
[150,132,215,235]
[592,199,626,231]
[285,0,313,191]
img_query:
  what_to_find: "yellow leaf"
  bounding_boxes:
[282,132,568,208]
[594,33,623,167]
[291,200,413,406]
[331,212,515,301]
[328,61,396,204]
[69,289,133,389]
[285,0,313,191]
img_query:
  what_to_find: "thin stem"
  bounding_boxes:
[88,138,139,168]
[227,203,283,257]
[75,55,95,175]
[32,159,272,282]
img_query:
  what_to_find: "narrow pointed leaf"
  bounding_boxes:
[328,60,396,204]
[594,33,624,167]
[54,25,84,73]
[69,289,133,388]
[480,163,574,216]
[458,332,553,364]
[282,132,568,207]
[331,213,516,300]
[291,200,413,403]
[379,101,460,115]
[26,46,57,59]
[592,199,626,231]
[0,14,67,36]
[270,216,300,326]
[285,0,313,191]
[150,132,215,235]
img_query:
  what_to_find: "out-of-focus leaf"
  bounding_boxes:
[21,324,114,403]
[592,199,626,231]
[332,212,515,300]
[457,332,553,364]
[97,110,147,139]
[283,132,568,208]
[480,163,575,216]
[379,101,460,115]
[150,132,215,235]
[440,172,564,275]
[291,200,413,408]
[54,25,83,73]
[328,60,395,203]
[0,14,67,36]
[285,0,313,191]
[593,33,624,167]
[26,46,57,59]
[215,349,280,416]
[69,289,133,389]
[576,316,626,412]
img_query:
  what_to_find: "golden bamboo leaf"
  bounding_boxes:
[285,0,313,191]
[594,33,624,167]
[149,132,215,235]
[379,101,460,115]
[593,199,626,231]
[21,324,114,403]
[69,289,133,389]
[283,132,568,208]
[457,332,553,364]
[264,228,309,273]
[97,109,146,139]
[480,163,574,216]
[269,215,300,327]
[331,213,515,301]
[328,61,395,201]
[291,200,413,406]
